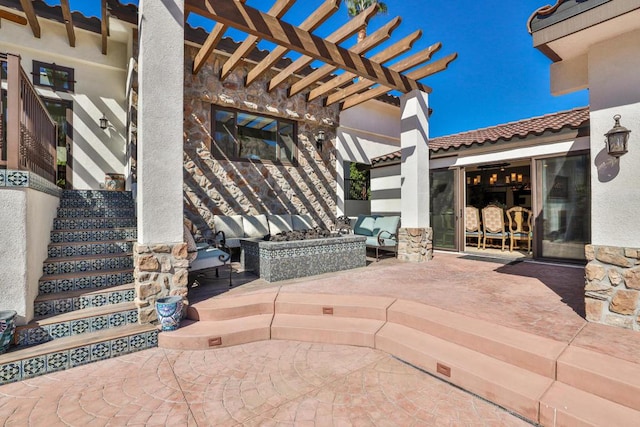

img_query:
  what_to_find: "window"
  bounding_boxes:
[212,107,297,163]
[32,61,74,92]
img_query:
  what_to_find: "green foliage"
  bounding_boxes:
[348,163,370,201]
[346,0,388,18]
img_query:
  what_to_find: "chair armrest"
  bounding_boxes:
[377,230,397,246]
[214,230,230,253]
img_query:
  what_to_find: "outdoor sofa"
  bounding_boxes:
[352,214,400,261]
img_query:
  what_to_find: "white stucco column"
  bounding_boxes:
[137,0,184,244]
[398,90,432,262]
[135,0,188,324]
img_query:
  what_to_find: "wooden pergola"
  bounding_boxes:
[185,0,457,110]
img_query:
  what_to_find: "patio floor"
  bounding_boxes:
[2,252,640,425]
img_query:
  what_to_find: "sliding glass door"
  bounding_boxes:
[430,169,458,250]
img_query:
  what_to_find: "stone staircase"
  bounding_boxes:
[159,291,640,426]
[0,190,157,385]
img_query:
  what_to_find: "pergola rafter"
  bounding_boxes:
[18,0,39,37]
[60,0,75,47]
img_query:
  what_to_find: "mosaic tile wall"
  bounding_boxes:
[0,169,62,197]
[241,235,366,282]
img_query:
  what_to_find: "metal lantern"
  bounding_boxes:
[315,130,326,150]
[99,113,109,130]
[605,114,630,158]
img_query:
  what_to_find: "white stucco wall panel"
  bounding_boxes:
[0,17,131,189]
[550,54,588,96]
[371,164,401,216]
[588,29,640,247]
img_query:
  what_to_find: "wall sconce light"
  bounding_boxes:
[605,114,631,158]
[99,113,109,130]
[315,130,326,151]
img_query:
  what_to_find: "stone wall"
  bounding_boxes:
[398,227,433,263]
[134,242,190,323]
[183,47,340,242]
[585,245,640,330]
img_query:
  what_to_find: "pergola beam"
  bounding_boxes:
[219,0,296,80]
[186,0,429,94]
[242,0,339,87]
[60,0,76,47]
[288,17,401,98]
[267,3,378,92]
[101,0,108,54]
[307,29,421,102]
[193,0,247,74]
[341,52,457,110]
[19,0,40,37]
[326,42,443,106]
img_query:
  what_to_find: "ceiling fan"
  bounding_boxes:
[0,9,28,26]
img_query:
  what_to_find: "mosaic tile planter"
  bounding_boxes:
[0,310,17,354]
[156,296,183,331]
[240,235,366,282]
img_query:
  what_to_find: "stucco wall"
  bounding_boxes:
[0,17,131,190]
[588,28,640,247]
[183,47,340,240]
[370,163,401,216]
[0,189,58,325]
[337,100,400,216]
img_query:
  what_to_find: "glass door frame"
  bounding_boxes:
[430,167,463,252]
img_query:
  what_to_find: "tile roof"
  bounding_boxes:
[371,106,589,166]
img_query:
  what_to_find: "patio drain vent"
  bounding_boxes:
[322,307,334,315]
[209,337,222,347]
[437,363,451,377]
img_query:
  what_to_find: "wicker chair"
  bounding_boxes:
[506,206,533,253]
[481,205,508,251]
[464,206,483,248]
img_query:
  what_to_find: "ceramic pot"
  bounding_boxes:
[0,310,17,354]
[155,296,183,331]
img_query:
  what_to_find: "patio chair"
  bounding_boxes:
[184,225,232,287]
[481,205,508,251]
[506,206,533,253]
[464,206,483,248]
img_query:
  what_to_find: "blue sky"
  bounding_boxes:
[58,0,588,137]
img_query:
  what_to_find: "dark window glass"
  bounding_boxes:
[33,61,75,92]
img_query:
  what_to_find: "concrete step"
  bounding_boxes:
[57,207,136,218]
[53,217,137,231]
[275,292,394,320]
[15,302,139,347]
[557,345,640,411]
[271,314,385,348]
[0,324,157,385]
[540,382,640,427]
[50,227,137,244]
[48,239,134,258]
[158,315,273,350]
[43,252,132,275]
[187,291,277,321]
[33,283,135,317]
[38,268,134,294]
[387,299,566,378]
[375,322,553,423]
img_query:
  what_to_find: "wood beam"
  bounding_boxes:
[60,0,76,47]
[0,9,27,25]
[341,52,457,110]
[185,0,429,94]
[193,0,247,74]
[288,17,401,98]
[241,0,339,86]
[326,42,442,106]
[219,0,296,80]
[19,0,40,38]
[307,29,421,102]
[101,0,108,54]
[268,3,379,92]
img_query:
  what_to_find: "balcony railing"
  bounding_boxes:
[1,53,57,184]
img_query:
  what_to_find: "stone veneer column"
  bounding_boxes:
[135,0,186,323]
[398,90,432,262]
[585,245,640,330]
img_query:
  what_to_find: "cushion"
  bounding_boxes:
[267,214,294,235]
[372,216,400,237]
[353,215,378,236]
[213,215,244,239]
[190,248,230,271]
[243,214,270,238]
[291,214,314,231]
[183,224,198,262]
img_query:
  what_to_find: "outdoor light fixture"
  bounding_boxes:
[99,113,109,130]
[605,114,631,158]
[315,130,326,150]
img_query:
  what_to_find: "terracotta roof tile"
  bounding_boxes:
[371,106,589,165]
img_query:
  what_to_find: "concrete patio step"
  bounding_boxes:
[539,381,640,426]
[275,292,394,320]
[0,324,157,385]
[557,345,640,411]
[387,299,566,378]
[158,315,273,350]
[187,291,277,321]
[375,322,553,423]
[47,239,135,258]
[33,283,135,317]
